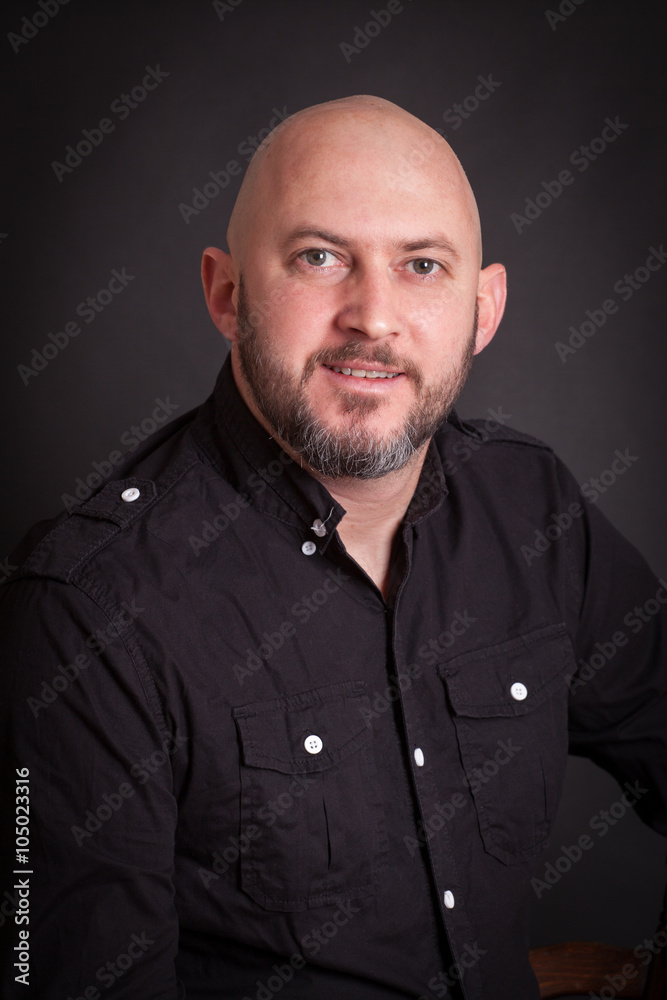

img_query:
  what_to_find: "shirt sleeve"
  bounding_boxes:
[563,463,667,836]
[0,575,185,999]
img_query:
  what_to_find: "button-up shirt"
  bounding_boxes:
[1,355,665,999]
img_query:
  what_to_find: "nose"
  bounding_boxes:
[336,265,400,340]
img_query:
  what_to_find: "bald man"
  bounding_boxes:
[202,96,504,599]
[1,97,665,1000]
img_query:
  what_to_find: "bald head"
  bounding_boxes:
[227,95,482,269]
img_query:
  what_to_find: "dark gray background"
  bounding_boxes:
[2,0,665,954]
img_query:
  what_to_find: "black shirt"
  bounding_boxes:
[1,355,665,999]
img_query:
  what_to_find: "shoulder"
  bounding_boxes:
[448,408,555,453]
[434,409,580,506]
[6,409,208,588]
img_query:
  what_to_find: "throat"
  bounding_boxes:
[335,525,403,602]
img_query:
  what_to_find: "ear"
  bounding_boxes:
[201,247,240,344]
[474,262,507,355]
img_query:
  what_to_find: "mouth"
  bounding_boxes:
[322,363,404,380]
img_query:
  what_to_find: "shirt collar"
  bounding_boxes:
[191,354,450,551]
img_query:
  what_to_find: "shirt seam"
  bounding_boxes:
[70,568,171,741]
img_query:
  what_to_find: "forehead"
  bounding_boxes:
[250,115,476,254]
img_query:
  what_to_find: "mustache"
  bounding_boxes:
[304,344,423,387]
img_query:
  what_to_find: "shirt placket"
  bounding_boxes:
[389,523,483,1000]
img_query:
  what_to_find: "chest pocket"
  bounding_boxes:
[232,680,387,911]
[439,623,574,865]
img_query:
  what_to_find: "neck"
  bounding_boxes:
[316,452,428,598]
[314,451,427,535]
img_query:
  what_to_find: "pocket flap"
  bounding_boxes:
[438,623,573,718]
[233,680,370,774]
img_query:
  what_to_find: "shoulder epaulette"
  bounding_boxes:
[17,478,157,584]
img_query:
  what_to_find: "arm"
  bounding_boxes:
[0,576,184,999]
[565,474,667,834]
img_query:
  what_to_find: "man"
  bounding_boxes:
[0,96,665,999]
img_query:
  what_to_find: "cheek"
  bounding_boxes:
[268,287,330,346]
[414,332,474,386]
[411,297,475,350]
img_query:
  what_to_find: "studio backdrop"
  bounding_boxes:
[2,0,666,953]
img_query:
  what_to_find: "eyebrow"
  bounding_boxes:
[281,227,462,262]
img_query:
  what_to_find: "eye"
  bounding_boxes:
[408,258,442,276]
[300,249,338,267]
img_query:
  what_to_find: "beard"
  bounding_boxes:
[235,276,477,480]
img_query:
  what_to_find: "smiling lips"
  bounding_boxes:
[323,363,403,379]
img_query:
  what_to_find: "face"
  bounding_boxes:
[219,111,496,480]
[236,276,477,479]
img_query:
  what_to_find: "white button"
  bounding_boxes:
[510,682,528,701]
[311,519,327,537]
[443,890,455,909]
[304,735,323,754]
[414,748,425,767]
[301,540,317,556]
[121,487,140,502]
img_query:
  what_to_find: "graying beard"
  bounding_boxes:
[284,400,421,479]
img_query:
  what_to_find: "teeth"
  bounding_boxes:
[326,365,400,379]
